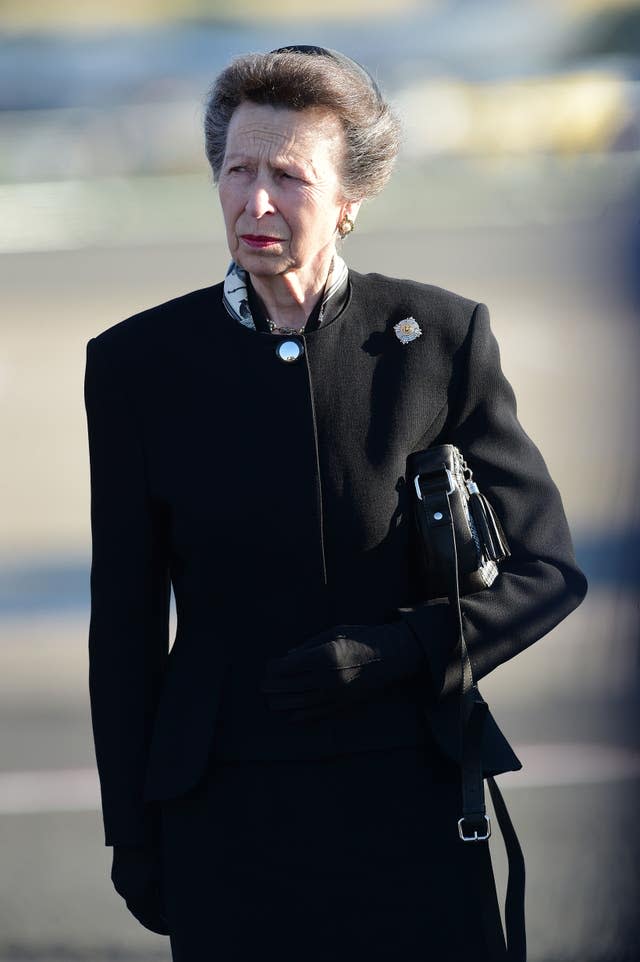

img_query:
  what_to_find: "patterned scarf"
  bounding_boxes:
[222,255,349,332]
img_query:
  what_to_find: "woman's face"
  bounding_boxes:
[218,101,356,282]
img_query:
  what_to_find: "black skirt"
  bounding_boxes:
[159,745,507,962]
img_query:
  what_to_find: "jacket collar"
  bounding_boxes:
[222,255,349,333]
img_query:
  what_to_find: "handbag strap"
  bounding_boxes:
[414,469,527,962]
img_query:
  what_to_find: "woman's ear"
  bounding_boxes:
[337,199,363,237]
[343,200,362,226]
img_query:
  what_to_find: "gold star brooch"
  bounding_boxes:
[393,316,423,344]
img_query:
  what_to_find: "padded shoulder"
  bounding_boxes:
[349,269,479,316]
[90,282,224,356]
[348,269,481,349]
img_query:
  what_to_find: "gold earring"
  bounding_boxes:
[338,215,355,237]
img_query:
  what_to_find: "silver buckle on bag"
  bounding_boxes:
[458,815,492,842]
[413,467,455,501]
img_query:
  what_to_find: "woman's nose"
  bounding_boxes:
[246,186,276,219]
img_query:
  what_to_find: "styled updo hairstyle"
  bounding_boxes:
[203,46,402,201]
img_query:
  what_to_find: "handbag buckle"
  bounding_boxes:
[457,814,491,842]
[413,467,455,501]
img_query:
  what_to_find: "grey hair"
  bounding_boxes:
[202,49,402,201]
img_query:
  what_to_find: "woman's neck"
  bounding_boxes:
[248,250,335,333]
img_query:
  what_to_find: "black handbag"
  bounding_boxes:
[409,443,526,962]
[409,443,510,597]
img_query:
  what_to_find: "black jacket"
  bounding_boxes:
[84,270,588,846]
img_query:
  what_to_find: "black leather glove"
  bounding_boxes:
[111,843,170,936]
[260,621,427,722]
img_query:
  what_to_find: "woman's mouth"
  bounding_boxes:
[240,235,282,249]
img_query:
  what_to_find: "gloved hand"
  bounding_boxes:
[260,621,427,722]
[111,843,170,936]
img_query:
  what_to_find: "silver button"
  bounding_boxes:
[275,338,304,363]
[433,511,443,520]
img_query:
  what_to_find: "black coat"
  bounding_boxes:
[84,270,587,847]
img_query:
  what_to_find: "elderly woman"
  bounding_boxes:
[84,46,587,961]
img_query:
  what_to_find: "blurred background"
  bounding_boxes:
[1,0,639,959]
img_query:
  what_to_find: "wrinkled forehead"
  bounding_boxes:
[225,102,344,168]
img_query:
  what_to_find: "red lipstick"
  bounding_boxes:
[240,234,282,248]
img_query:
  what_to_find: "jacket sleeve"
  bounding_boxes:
[84,336,171,847]
[397,301,588,700]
